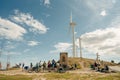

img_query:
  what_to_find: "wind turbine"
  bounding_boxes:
[69,12,76,57]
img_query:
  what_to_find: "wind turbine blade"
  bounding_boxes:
[68,26,72,37]
[70,12,72,23]
[68,11,73,36]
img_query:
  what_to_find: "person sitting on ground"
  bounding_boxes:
[90,64,95,70]
[58,64,64,73]
[94,62,98,70]
[74,63,77,69]
[104,65,109,72]
[24,66,29,70]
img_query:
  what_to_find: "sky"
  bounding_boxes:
[0,0,120,68]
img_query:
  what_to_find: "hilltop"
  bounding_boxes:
[68,57,118,69]
[0,57,120,80]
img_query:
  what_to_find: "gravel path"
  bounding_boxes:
[109,66,120,72]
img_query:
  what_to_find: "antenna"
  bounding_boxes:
[96,53,100,62]
[6,51,10,70]
[69,12,76,57]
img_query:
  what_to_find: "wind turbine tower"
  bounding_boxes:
[79,37,82,60]
[70,13,76,57]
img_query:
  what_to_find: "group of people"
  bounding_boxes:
[21,59,60,72]
[91,61,109,72]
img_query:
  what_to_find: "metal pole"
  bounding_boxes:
[96,53,100,62]
[79,37,82,60]
[72,26,75,57]
[76,45,78,57]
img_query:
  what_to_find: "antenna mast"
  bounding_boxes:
[96,53,100,62]
[6,51,10,70]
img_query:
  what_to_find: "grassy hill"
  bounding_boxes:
[68,57,117,69]
[0,57,120,80]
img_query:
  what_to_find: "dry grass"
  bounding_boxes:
[0,72,120,80]
[0,58,119,80]
[68,57,117,68]
[0,70,120,80]
[0,74,33,80]
[43,72,120,80]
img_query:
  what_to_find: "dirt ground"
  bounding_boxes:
[0,68,116,76]
[0,68,119,80]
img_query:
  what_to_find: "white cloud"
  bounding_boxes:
[79,0,117,30]
[40,0,51,8]
[4,41,16,50]
[0,17,26,40]
[10,10,48,34]
[44,0,50,5]
[100,10,107,16]
[43,13,50,18]
[85,0,116,12]
[50,42,72,53]
[3,51,21,55]
[23,49,30,53]
[112,0,116,3]
[28,41,40,46]
[79,19,120,55]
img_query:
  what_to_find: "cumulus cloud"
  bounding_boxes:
[28,41,40,46]
[50,42,72,53]
[100,10,107,16]
[3,51,21,55]
[78,19,120,55]
[3,41,16,50]
[76,0,120,56]
[40,0,51,8]
[83,0,116,18]
[44,0,50,5]
[23,49,30,53]
[10,10,48,34]
[84,0,116,11]
[0,17,26,40]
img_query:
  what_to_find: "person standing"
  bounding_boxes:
[43,61,46,72]
[39,61,42,68]
[36,62,39,72]
[48,60,51,72]
[52,59,55,69]
[22,63,25,71]
[30,62,33,68]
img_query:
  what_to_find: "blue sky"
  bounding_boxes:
[0,0,120,68]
